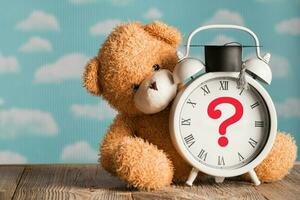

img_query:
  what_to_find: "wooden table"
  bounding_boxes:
[0,164,299,200]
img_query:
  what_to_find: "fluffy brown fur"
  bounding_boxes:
[254,132,297,182]
[83,21,297,190]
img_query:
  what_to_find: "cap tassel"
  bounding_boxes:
[237,63,249,90]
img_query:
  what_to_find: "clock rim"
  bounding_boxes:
[169,72,277,177]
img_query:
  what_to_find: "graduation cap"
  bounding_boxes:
[188,42,261,73]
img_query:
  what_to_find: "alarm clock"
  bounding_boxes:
[170,25,277,186]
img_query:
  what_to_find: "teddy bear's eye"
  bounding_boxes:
[132,83,140,91]
[153,64,160,71]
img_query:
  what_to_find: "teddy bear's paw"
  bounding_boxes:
[114,137,174,190]
[254,132,297,182]
[99,149,117,176]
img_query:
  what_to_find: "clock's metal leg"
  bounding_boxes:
[186,167,199,186]
[249,169,261,186]
[215,176,225,183]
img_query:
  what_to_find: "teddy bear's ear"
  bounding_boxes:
[144,21,182,46]
[83,57,102,96]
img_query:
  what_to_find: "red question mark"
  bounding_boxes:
[207,97,243,147]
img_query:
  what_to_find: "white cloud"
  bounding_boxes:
[143,8,163,20]
[0,151,27,164]
[276,98,300,118]
[71,101,117,120]
[19,37,52,53]
[90,19,122,36]
[276,18,300,35]
[0,108,58,138]
[16,10,59,32]
[211,35,236,45]
[69,0,96,4]
[0,97,5,106]
[60,141,98,162]
[269,54,290,78]
[204,9,245,25]
[0,53,20,74]
[34,53,89,83]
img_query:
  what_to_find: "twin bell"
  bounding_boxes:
[174,44,272,85]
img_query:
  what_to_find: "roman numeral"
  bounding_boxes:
[197,149,208,161]
[248,138,258,148]
[219,81,229,90]
[218,156,225,166]
[187,99,196,108]
[239,88,244,95]
[201,85,210,95]
[255,121,264,127]
[238,152,245,162]
[181,118,191,126]
[250,101,260,109]
[184,134,195,148]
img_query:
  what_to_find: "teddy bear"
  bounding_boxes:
[82,21,297,190]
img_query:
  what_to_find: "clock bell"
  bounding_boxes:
[173,25,273,86]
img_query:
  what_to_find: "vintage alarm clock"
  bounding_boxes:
[170,25,277,186]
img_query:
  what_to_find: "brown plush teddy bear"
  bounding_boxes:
[82,21,297,190]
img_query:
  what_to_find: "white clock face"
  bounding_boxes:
[179,76,270,170]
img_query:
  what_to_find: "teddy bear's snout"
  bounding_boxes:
[149,81,158,91]
[133,69,177,114]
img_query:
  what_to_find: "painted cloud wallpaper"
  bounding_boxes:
[0,0,299,163]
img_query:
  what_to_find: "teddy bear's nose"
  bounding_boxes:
[149,81,158,91]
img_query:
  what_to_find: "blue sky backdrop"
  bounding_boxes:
[0,0,299,163]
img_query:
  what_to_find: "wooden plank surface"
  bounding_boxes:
[0,164,298,200]
[0,166,24,200]
[11,164,131,200]
[255,165,300,200]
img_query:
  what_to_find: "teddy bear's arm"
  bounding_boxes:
[242,131,297,182]
[100,114,174,190]
[100,114,134,175]
[254,132,297,182]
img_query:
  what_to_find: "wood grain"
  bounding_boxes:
[0,164,297,200]
[0,166,24,200]
[11,164,130,200]
[255,166,300,200]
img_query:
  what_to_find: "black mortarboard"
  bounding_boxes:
[204,45,242,72]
